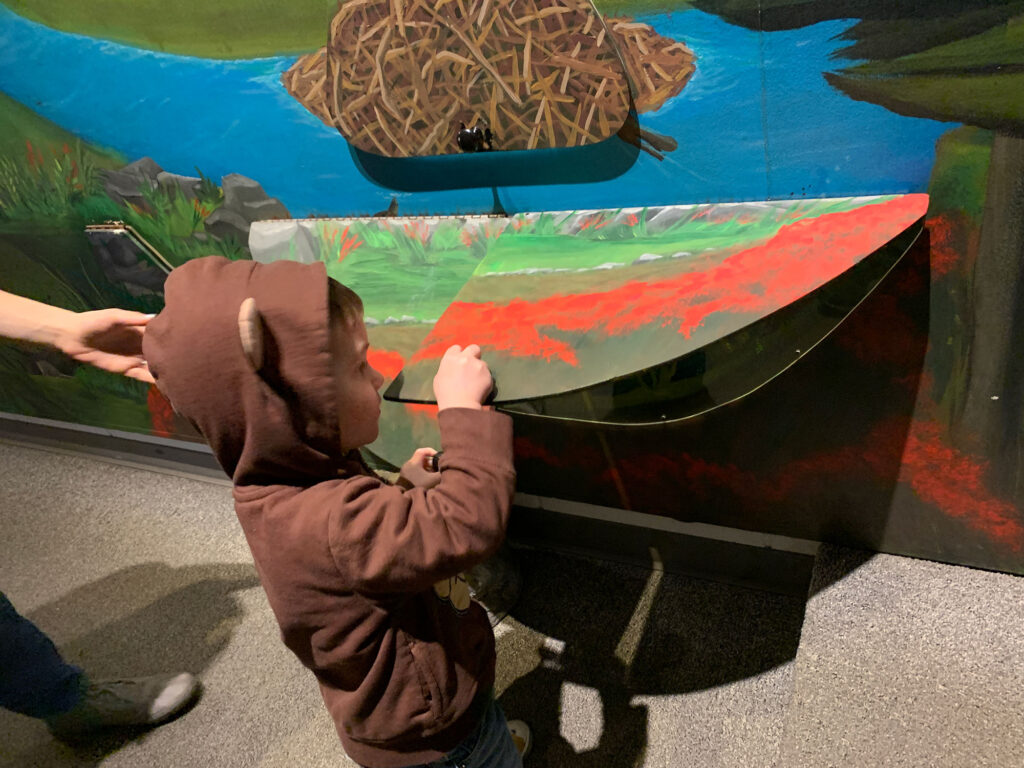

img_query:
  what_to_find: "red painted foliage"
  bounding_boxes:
[925,214,963,278]
[902,420,1024,551]
[367,348,404,381]
[412,196,928,366]
[148,385,176,438]
[514,412,1023,553]
[402,402,440,429]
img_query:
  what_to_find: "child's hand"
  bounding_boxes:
[433,344,493,411]
[399,447,441,489]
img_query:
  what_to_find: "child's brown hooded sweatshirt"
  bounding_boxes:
[143,256,515,767]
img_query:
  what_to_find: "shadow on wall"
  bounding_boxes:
[495,549,806,767]
[0,562,260,767]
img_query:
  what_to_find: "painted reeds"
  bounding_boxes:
[284,1,693,157]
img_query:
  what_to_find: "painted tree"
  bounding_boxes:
[695,0,1024,498]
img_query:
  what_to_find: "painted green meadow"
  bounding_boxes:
[0,91,245,435]
[4,0,335,58]
[4,0,690,58]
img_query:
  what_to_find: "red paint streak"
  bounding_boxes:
[193,198,212,219]
[602,420,905,509]
[404,403,438,415]
[402,220,430,244]
[483,220,509,239]
[415,299,581,364]
[148,385,176,438]
[599,417,1022,550]
[403,402,440,429]
[578,214,610,232]
[604,417,1023,552]
[514,404,1022,552]
[367,348,404,381]
[337,225,362,262]
[513,435,569,465]
[412,196,927,365]
[902,421,1024,550]
[925,214,961,277]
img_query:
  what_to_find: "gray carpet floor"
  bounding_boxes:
[777,545,1024,768]
[3,439,1022,767]
[0,441,803,768]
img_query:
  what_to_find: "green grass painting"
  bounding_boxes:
[1,90,247,268]
[269,197,896,327]
[5,1,692,59]
[4,0,335,58]
[312,219,482,324]
[0,90,245,436]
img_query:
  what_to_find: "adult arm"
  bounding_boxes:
[0,289,154,383]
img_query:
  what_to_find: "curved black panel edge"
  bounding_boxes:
[496,220,923,425]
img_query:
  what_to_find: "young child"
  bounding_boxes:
[143,255,530,767]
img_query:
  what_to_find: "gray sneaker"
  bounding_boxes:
[47,673,200,739]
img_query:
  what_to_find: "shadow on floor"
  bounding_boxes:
[496,548,806,767]
[0,562,260,768]
[805,546,874,598]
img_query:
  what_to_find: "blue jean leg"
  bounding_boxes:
[0,591,84,718]
[424,696,523,768]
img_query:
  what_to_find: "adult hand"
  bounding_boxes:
[56,308,154,383]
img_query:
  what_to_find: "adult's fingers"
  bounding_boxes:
[124,364,155,384]
[100,309,153,327]
[462,344,481,358]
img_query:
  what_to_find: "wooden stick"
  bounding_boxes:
[523,29,532,85]
[583,100,596,134]
[436,50,475,67]
[560,65,572,94]
[374,105,408,156]
[425,4,522,105]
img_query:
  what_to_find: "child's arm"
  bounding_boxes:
[318,344,515,594]
[0,289,154,382]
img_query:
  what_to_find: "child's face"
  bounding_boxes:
[331,312,385,452]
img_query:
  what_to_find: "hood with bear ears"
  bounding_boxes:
[144,255,353,487]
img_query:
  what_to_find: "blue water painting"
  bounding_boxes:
[0,5,952,217]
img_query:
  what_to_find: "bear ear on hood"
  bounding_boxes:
[237,297,264,372]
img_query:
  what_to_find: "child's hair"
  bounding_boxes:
[328,278,364,326]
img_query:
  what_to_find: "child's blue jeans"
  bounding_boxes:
[0,591,83,718]
[410,694,523,768]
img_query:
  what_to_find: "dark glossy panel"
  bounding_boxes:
[501,222,921,423]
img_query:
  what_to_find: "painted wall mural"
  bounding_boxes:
[0,0,1022,574]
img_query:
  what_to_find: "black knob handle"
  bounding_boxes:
[456,123,495,152]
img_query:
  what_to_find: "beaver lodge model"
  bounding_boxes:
[283,0,696,157]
